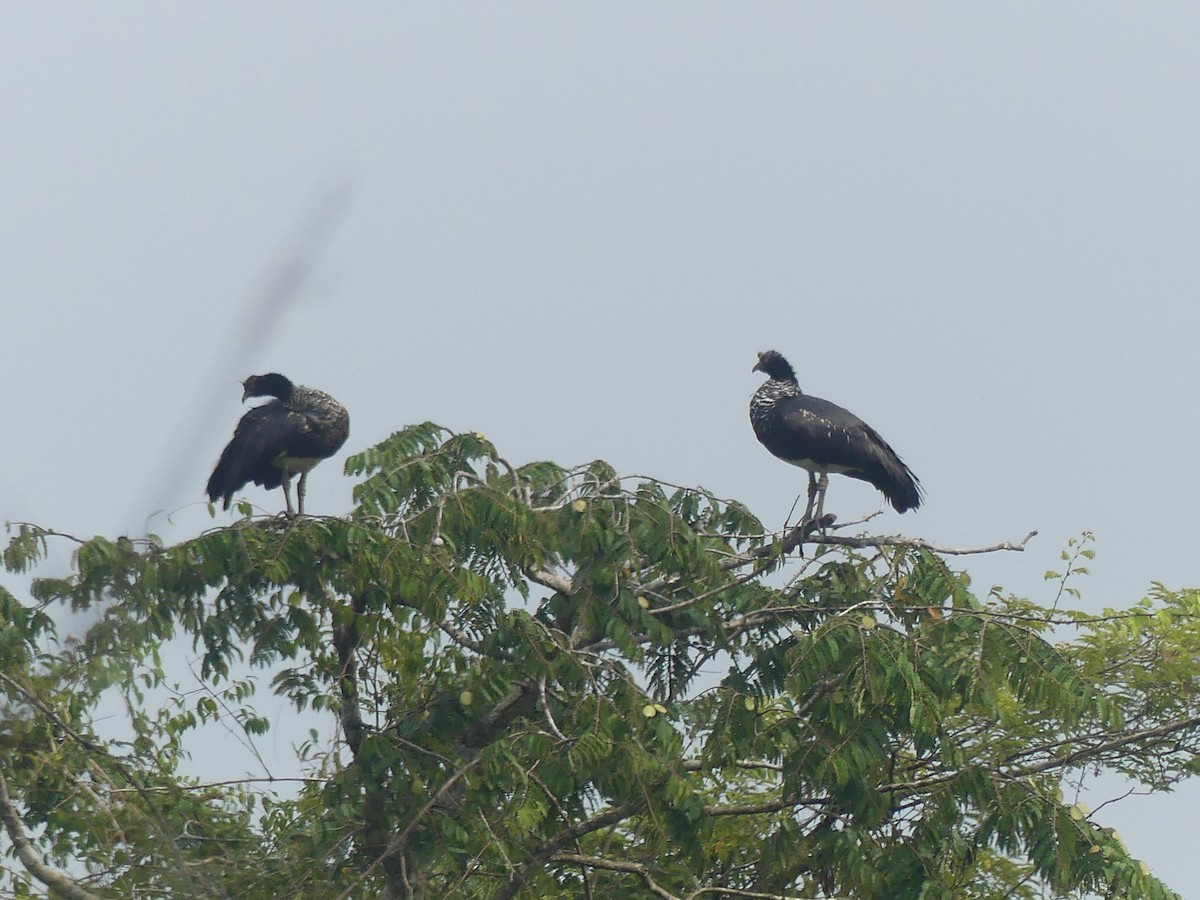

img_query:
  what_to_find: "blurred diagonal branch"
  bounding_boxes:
[131,179,357,533]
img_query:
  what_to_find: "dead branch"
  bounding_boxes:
[812,530,1039,556]
[718,524,1038,575]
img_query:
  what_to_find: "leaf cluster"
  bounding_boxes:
[0,427,1192,899]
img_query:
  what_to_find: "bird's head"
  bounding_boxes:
[752,350,796,382]
[242,373,294,403]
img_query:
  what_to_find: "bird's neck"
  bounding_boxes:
[757,377,800,398]
[750,378,800,421]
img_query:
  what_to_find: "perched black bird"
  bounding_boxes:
[750,350,922,518]
[206,373,349,516]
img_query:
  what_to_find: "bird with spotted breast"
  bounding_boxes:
[206,373,349,516]
[750,350,921,522]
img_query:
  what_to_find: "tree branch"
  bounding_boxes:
[0,672,230,899]
[530,568,575,595]
[704,798,829,817]
[0,768,102,900]
[812,530,1039,556]
[550,852,679,900]
[346,752,484,896]
[686,888,807,900]
[331,590,407,898]
[680,758,784,774]
[719,524,1038,573]
[462,680,539,749]
[882,714,1200,797]
[549,853,810,900]
[1007,714,1200,778]
[496,804,633,900]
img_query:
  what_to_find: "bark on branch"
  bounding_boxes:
[331,590,408,898]
[0,769,102,900]
[724,524,1038,572]
[496,804,633,900]
[549,852,678,900]
[812,530,1039,556]
[549,853,810,900]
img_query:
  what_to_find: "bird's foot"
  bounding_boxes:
[788,511,837,558]
[796,507,835,530]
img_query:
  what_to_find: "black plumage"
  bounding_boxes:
[750,350,922,516]
[206,373,349,516]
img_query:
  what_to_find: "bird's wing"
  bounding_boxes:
[207,402,316,504]
[245,405,338,470]
[767,395,873,469]
[771,395,922,511]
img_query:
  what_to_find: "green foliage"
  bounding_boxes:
[0,427,1193,899]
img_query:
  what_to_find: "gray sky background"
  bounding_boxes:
[3,5,1200,892]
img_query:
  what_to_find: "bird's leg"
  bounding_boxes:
[281,475,296,517]
[802,471,819,524]
[297,472,308,517]
[814,472,830,525]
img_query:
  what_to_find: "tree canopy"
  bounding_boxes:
[1,422,1197,898]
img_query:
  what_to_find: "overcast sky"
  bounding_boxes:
[3,5,1199,891]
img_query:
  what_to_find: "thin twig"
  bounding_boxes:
[108,775,320,794]
[539,676,570,743]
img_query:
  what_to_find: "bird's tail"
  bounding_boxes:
[205,451,239,509]
[860,427,923,513]
[879,458,923,513]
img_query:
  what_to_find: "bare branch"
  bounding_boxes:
[718,522,1038,575]
[812,530,1039,556]
[3,523,87,545]
[436,616,508,659]
[645,566,761,617]
[550,853,812,900]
